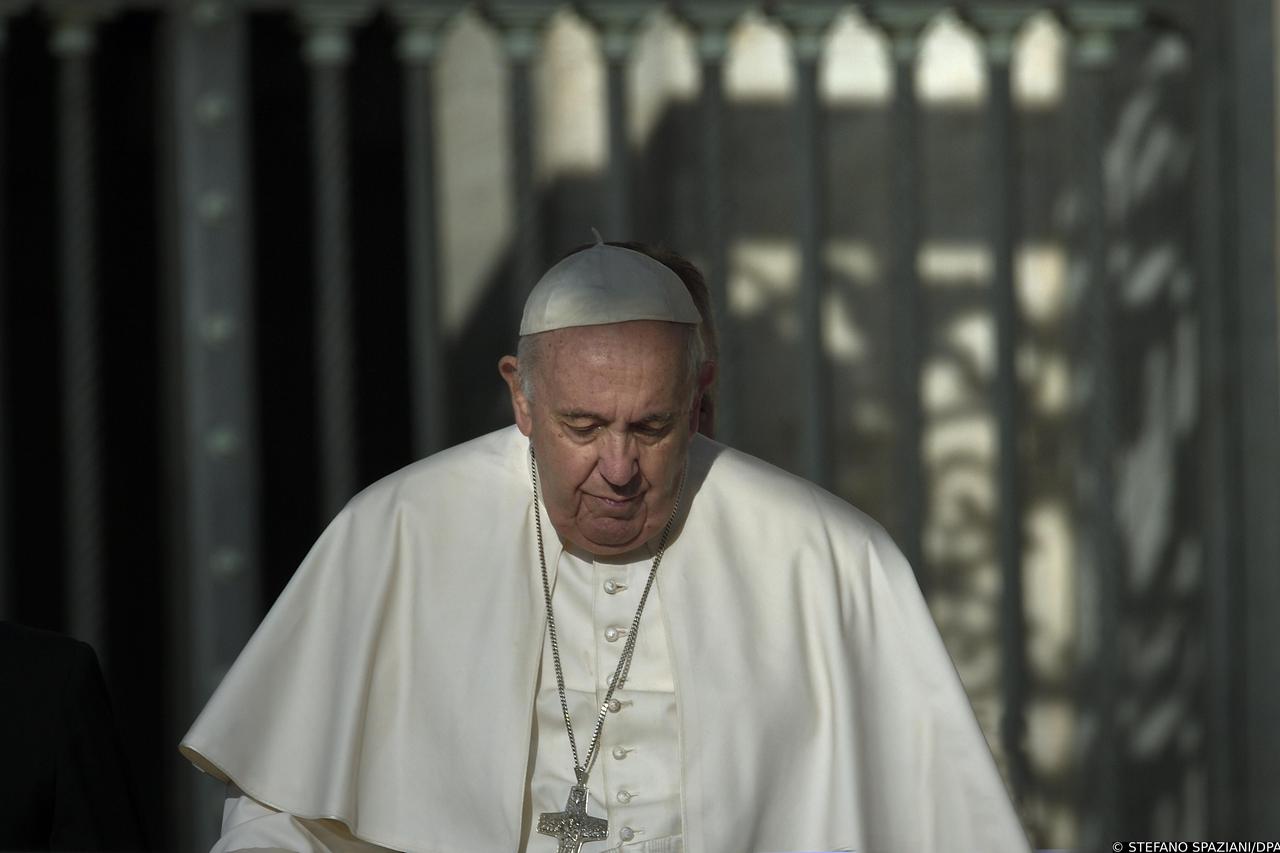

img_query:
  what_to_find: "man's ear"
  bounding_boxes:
[689,360,717,438]
[499,355,534,436]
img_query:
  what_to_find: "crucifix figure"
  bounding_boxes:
[536,783,609,853]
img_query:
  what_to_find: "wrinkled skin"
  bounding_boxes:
[499,321,713,557]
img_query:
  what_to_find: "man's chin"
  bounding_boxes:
[576,519,648,556]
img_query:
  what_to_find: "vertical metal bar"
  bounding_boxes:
[1192,4,1241,838]
[162,2,261,849]
[394,6,454,458]
[586,4,647,238]
[885,24,926,583]
[694,17,733,443]
[0,16,9,621]
[488,5,553,326]
[510,51,537,322]
[975,8,1030,803]
[301,5,365,518]
[1072,25,1119,850]
[1226,0,1280,835]
[791,31,830,487]
[52,12,105,658]
[603,35,631,237]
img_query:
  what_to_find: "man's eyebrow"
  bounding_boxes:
[557,408,604,420]
[633,412,676,426]
[554,409,677,425]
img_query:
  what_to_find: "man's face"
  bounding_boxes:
[500,321,704,557]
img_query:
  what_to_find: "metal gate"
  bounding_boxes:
[0,1,1275,850]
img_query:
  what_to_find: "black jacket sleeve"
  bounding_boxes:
[0,622,146,852]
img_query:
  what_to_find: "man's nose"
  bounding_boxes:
[597,431,639,489]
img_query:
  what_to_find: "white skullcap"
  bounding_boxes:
[519,239,702,335]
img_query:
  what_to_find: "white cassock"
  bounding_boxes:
[182,426,1031,853]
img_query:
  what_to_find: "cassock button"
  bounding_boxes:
[616,790,633,804]
[612,745,629,760]
[603,579,625,594]
[619,827,636,842]
[604,626,623,642]
[607,698,622,713]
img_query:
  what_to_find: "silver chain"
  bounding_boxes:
[530,446,685,785]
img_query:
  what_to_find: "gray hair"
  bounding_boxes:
[517,324,706,405]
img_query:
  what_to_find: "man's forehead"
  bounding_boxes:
[533,323,690,401]
[534,322,691,376]
[541,319,688,348]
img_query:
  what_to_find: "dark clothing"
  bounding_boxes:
[0,622,145,851]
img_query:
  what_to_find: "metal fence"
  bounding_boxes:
[0,1,1277,851]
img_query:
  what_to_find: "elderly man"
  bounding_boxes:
[182,241,1028,852]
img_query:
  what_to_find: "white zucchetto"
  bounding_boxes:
[519,241,702,335]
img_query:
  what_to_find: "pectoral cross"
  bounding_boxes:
[537,783,608,853]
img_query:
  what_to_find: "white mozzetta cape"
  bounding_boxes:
[182,426,1029,853]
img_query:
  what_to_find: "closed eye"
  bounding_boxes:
[632,417,675,438]
[557,412,677,439]
[562,420,603,438]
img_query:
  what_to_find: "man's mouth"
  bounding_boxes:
[588,493,641,510]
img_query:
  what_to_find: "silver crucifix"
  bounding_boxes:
[537,784,608,853]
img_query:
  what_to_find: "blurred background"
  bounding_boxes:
[1,0,1277,850]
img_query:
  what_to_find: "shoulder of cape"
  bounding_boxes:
[179,427,537,793]
[688,433,900,561]
[683,442,1027,852]
[683,434,925,624]
[342,424,531,521]
[271,425,534,602]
